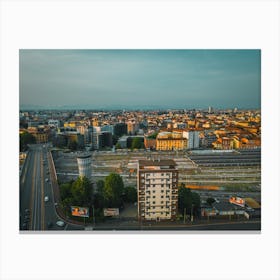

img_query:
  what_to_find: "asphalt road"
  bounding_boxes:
[77,220,261,231]
[20,144,72,231]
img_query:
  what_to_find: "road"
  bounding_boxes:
[20,144,70,231]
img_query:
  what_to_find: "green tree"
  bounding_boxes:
[104,173,124,207]
[115,143,121,149]
[131,137,144,149]
[93,192,105,210]
[123,186,137,203]
[68,140,78,151]
[178,186,201,217]
[60,182,72,201]
[20,132,36,151]
[96,180,105,193]
[71,176,92,206]
[147,132,158,139]
[206,197,216,206]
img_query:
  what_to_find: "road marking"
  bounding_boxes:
[29,152,37,230]
[41,151,45,230]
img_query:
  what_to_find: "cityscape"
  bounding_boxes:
[19,50,261,231]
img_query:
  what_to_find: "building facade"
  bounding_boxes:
[183,130,200,149]
[156,131,187,151]
[137,159,178,222]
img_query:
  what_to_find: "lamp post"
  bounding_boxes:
[191,204,194,223]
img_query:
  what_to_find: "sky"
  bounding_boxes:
[19,49,261,110]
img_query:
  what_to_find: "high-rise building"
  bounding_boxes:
[77,154,92,179]
[183,130,200,149]
[137,159,178,222]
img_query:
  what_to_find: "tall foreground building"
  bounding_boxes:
[137,159,178,222]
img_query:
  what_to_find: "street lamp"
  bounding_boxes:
[191,204,194,223]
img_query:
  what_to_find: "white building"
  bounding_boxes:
[137,159,178,222]
[77,154,92,179]
[48,119,60,128]
[183,130,200,149]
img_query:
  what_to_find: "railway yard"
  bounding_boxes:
[53,149,261,200]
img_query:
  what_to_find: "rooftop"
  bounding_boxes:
[138,159,177,167]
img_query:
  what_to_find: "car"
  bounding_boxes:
[44,196,49,202]
[45,178,49,182]
[56,221,65,227]
[24,215,30,221]
[47,222,53,229]
[24,209,30,214]
[22,223,28,230]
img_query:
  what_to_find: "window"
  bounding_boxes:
[152,201,155,204]
[161,196,164,198]
[153,190,155,193]
[152,196,156,198]
[161,206,164,209]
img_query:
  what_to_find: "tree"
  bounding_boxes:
[68,140,78,151]
[71,176,92,206]
[20,132,36,151]
[147,132,158,139]
[96,180,105,193]
[60,182,72,201]
[131,137,144,149]
[178,185,201,217]
[104,173,124,207]
[206,197,216,206]
[115,143,121,149]
[123,186,137,203]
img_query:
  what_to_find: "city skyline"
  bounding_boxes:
[19,49,261,110]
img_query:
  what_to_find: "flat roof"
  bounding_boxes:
[139,159,176,167]
[77,154,91,159]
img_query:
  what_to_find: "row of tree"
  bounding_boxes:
[60,176,93,213]
[59,174,201,221]
[178,184,201,218]
[59,173,137,219]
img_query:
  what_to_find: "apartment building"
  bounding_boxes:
[137,159,178,222]
[156,131,187,151]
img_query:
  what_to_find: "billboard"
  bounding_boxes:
[71,206,89,217]
[103,208,119,217]
[229,196,245,207]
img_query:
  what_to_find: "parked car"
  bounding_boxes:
[56,221,65,227]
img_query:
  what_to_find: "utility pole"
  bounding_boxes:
[191,204,194,223]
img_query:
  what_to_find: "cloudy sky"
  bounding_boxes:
[19,49,261,110]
